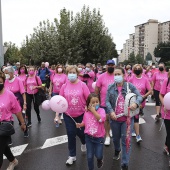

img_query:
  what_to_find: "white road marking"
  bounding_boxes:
[146,103,155,106]
[139,118,146,124]
[41,135,68,149]
[3,144,28,159]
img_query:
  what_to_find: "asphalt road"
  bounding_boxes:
[2,103,169,170]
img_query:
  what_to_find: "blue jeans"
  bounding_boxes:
[85,134,104,170]
[110,118,134,166]
[63,114,85,157]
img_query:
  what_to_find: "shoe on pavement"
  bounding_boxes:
[131,132,136,137]
[136,135,142,143]
[109,130,113,137]
[7,158,18,170]
[27,122,32,128]
[121,164,128,170]
[164,146,169,156]
[24,129,29,138]
[113,150,121,160]
[37,115,41,122]
[104,136,110,146]
[66,156,76,165]
[155,113,161,121]
[97,159,103,168]
[81,144,86,152]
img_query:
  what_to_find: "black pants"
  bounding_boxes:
[164,119,170,149]
[154,89,160,106]
[0,136,15,168]
[26,93,40,123]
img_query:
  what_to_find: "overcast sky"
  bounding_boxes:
[1,0,170,51]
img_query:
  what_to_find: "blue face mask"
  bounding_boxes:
[114,75,123,83]
[95,104,100,111]
[68,74,77,82]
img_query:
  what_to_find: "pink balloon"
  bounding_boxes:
[164,92,170,110]
[49,95,68,113]
[92,82,96,89]
[45,62,49,67]
[42,100,51,110]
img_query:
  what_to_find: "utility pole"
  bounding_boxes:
[0,0,4,66]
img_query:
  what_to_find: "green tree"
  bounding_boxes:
[154,42,170,63]
[128,52,136,64]
[145,52,152,61]
[136,54,144,64]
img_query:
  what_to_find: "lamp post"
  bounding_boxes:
[0,0,4,66]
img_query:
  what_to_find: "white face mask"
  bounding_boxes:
[78,68,82,72]
[58,68,62,73]
[152,66,155,69]
[5,74,10,80]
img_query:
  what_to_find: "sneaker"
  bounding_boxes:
[146,98,149,102]
[155,113,161,121]
[66,156,76,165]
[139,108,144,117]
[27,122,32,128]
[109,130,113,137]
[8,137,13,146]
[81,144,86,152]
[37,115,41,122]
[24,129,29,138]
[164,146,169,156]
[131,132,136,137]
[7,158,18,170]
[104,136,110,146]
[136,135,142,143]
[121,165,128,170]
[113,150,121,160]
[97,159,103,168]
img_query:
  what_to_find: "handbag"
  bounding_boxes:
[0,121,15,136]
[35,76,47,106]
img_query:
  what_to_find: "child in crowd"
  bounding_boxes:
[76,93,106,170]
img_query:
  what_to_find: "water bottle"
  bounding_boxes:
[55,119,59,128]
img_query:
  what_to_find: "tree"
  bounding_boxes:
[154,42,170,63]
[136,54,144,64]
[128,52,136,64]
[145,52,152,61]
[20,6,118,65]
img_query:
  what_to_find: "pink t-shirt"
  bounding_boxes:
[51,73,67,93]
[115,86,127,122]
[96,73,103,80]
[125,73,134,82]
[145,71,152,82]
[83,108,106,137]
[5,77,25,94]
[60,80,90,117]
[14,70,18,76]
[83,71,95,93]
[18,74,27,87]
[50,69,56,80]
[160,79,170,120]
[152,71,168,91]
[78,70,84,81]
[26,76,42,94]
[96,72,114,107]
[0,89,21,121]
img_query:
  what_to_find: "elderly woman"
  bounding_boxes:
[56,65,90,165]
[106,67,142,170]
[0,71,26,170]
[4,66,28,138]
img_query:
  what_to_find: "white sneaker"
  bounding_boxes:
[109,130,113,137]
[131,132,136,137]
[146,98,149,102]
[136,135,142,143]
[7,158,18,170]
[104,136,110,146]
[81,144,86,152]
[66,156,76,165]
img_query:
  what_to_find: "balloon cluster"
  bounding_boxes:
[42,95,68,113]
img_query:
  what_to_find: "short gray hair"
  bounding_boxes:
[4,66,15,73]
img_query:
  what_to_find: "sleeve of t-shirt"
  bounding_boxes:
[10,92,22,114]
[37,76,42,86]
[128,77,133,83]
[145,78,151,91]
[18,79,25,94]
[87,71,95,78]
[59,84,66,97]
[160,79,168,95]
[82,82,90,100]
[99,108,106,122]
[96,75,102,88]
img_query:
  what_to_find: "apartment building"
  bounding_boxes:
[158,21,170,43]
[134,19,158,61]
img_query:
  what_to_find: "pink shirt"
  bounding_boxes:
[60,80,90,117]
[5,77,25,94]
[96,72,114,107]
[18,74,27,87]
[125,73,134,82]
[83,70,95,93]
[78,70,84,81]
[116,86,127,122]
[0,89,21,121]
[152,71,168,91]
[145,71,152,82]
[96,73,102,80]
[26,76,42,94]
[51,73,67,93]
[83,108,106,137]
[14,70,18,76]
[50,69,55,80]
[160,79,170,120]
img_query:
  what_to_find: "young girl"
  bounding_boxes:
[76,93,106,170]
